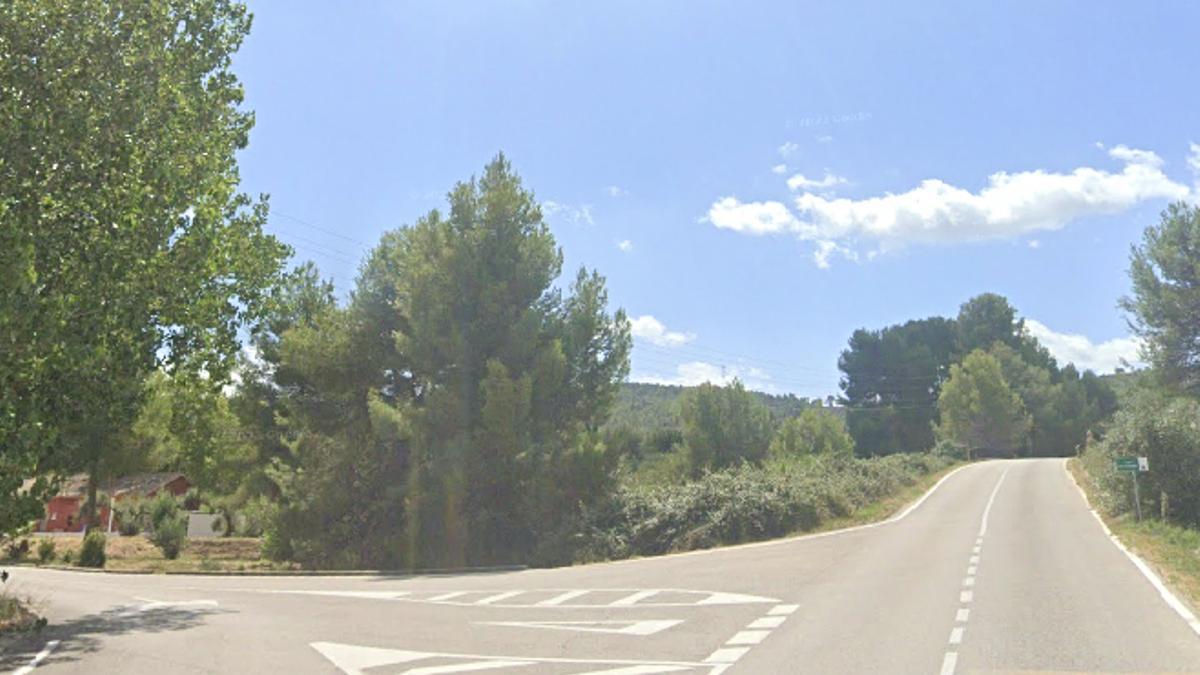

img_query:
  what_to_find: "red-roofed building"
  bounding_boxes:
[38,473,190,533]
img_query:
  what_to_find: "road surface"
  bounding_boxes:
[2,458,1199,674]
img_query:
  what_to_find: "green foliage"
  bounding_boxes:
[770,409,854,458]
[576,453,952,561]
[1121,202,1200,395]
[606,382,822,433]
[679,380,773,472]
[145,493,188,560]
[936,350,1030,457]
[78,531,106,568]
[956,293,1024,353]
[0,0,287,535]
[1082,391,1200,526]
[35,539,55,565]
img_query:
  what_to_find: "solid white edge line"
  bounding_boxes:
[1064,458,1200,637]
[13,640,60,675]
[978,467,1010,537]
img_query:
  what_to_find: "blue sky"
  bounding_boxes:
[234,1,1199,398]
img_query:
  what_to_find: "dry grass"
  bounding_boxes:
[16,535,297,573]
[1069,458,1200,614]
[0,593,44,635]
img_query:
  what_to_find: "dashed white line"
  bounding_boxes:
[704,647,749,664]
[610,590,659,607]
[960,590,973,604]
[13,640,59,675]
[725,630,769,646]
[955,609,969,622]
[747,616,786,629]
[475,591,522,606]
[966,565,977,575]
[969,555,979,564]
[939,652,958,675]
[536,590,589,606]
[429,591,470,602]
[768,604,798,615]
[948,627,964,645]
[962,577,975,587]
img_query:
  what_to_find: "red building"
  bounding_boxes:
[38,472,190,533]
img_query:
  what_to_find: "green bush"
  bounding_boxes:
[4,539,29,561]
[114,497,147,535]
[573,452,951,562]
[150,518,187,560]
[35,539,55,564]
[78,531,106,568]
[60,550,74,564]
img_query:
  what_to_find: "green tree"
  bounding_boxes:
[679,380,772,471]
[0,0,287,534]
[770,409,854,458]
[936,350,1031,457]
[957,293,1023,354]
[1121,202,1200,394]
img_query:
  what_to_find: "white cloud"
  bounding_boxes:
[771,164,788,175]
[605,185,629,198]
[633,361,772,389]
[1189,143,1200,175]
[815,135,834,144]
[1024,319,1143,373]
[707,144,1191,265]
[786,172,848,191]
[778,141,800,158]
[629,315,696,347]
[1028,239,1041,249]
[706,197,801,235]
[541,200,595,226]
[617,239,633,252]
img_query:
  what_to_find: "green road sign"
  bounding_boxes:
[1115,457,1139,472]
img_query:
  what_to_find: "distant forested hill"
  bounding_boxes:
[605,382,832,432]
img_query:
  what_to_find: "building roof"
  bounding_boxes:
[30,472,188,499]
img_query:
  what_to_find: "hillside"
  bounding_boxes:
[605,381,832,432]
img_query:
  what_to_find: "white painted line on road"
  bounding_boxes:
[956,608,969,622]
[703,647,749,664]
[696,591,777,606]
[573,666,691,675]
[960,590,973,603]
[966,565,977,575]
[975,537,982,545]
[748,616,786,629]
[311,642,708,675]
[429,591,470,602]
[13,640,59,675]
[969,555,979,564]
[536,589,589,606]
[962,577,975,587]
[939,651,958,675]
[406,660,532,674]
[611,590,659,606]
[725,630,769,646]
[971,545,981,554]
[1065,459,1200,638]
[479,619,682,636]
[948,626,964,644]
[978,467,1010,537]
[475,591,522,605]
[768,604,798,615]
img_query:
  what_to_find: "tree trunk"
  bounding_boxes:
[81,460,100,533]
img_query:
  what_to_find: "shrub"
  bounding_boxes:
[114,497,147,535]
[150,518,187,560]
[4,539,29,561]
[35,539,55,565]
[78,531,106,568]
[60,550,74,565]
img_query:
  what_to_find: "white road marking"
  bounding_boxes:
[573,662,696,667]
[768,604,799,615]
[956,608,969,622]
[971,545,981,554]
[266,590,409,600]
[748,616,786,629]
[960,590,973,603]
[978,467,1010,537]
[310,643,707,675]
[611,590,659,606]
[948,627,964,644]
[1065,459,1200,637]
[697,592,777,606]
[429,591,470,602]
[939,651,958,675]
[480,620,682,636]
[966,565,977,575]
[475,591,523,606]
[962,577,975,587]
[537,590,589,606]
[725,630,768,646]
[703,647,749,664]
[13,640,59,675]
[969,555,979,564]
[405,661,532,674]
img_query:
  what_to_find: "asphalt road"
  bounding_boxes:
[3,458,1199,674]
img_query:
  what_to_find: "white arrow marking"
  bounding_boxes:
[480,619,683,636]
[310,643,708,675]
[572,666,692,675]
[405,661,534,674]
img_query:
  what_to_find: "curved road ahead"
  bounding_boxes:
[3,458,1199,674]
